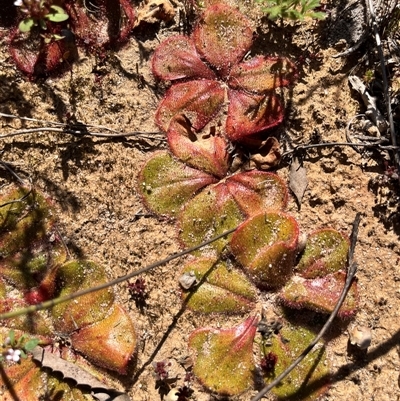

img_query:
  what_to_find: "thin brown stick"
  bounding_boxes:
[282,140,399,158]
[251,213,361,401]
[0,112,165,140]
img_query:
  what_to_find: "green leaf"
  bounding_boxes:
[9,329,15,346]
[18,19,35,32]
[180,257,257,314]
[230,211,299,288]
[296,229,349,278]
[179,182,244,256]
[24,338,40,352]
[52,260,114,333]
[265,323,330,400]
[138,151,217,217]
[189,316,258,395]
[46,5,69,22]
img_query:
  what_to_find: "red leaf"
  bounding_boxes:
[226,89,284,142]
[280,271,359,317]
[71,304,137,374]
[65,0,135,50]
[152,35,216,81]
[192,4,253,77]
[228,56,297,92]
[155,80,225,132]
[167,117,229,178]
[226,171,288,216]
[9,27,67,76]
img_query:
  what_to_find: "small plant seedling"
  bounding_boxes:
[1,330,39,362]
[260,351,278,375]
[128,277,149,309]
[153,360,172,381]
[14,0,69,33]
[256,0,326,20]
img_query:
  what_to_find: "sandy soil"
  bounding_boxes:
[0,1,399,400]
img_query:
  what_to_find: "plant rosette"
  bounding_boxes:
[152,3,297,149]
[64,0,136,52]
[139,151,359,398]
[0,186,137,399]
[181,218,358,399]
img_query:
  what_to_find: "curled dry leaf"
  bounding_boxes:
[289,155,308,209]
[135,0,175,28]
[249,137,281,170]
[349,326,372,349]
[31,346,130,401]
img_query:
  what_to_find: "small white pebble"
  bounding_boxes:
[349,326,372,349]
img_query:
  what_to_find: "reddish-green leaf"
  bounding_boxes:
[189,316,258,395]
[264,324,330,400]
[228,56,297,92]
[226,89,284,142]
[279,271,358,317]
[192,4,253,77]
[296,229,350,278]
[52,260,114,333]
[0,356,44,401]
[138,151,217,217]
[167,117,229,178]
[179,182,244,256]
[152,35,216,81]
[155,80,225,133]
[226,171,288,216]
[180,257,257,314]
[230,212,299,288]
[71,304,137,374]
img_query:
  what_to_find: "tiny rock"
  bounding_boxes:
[349,326,372,350]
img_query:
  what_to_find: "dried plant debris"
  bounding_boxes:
[31,347,130,401]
